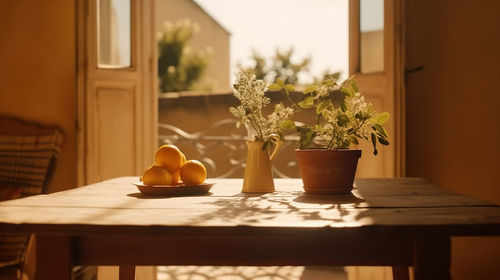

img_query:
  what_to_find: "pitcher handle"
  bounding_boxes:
[268,134,282,166]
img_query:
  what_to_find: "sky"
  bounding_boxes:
[194,0,349,84]
[113,0,131,67]
[360,0,384,32]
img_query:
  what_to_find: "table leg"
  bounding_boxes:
[413,234,451,280]
[392,266,409,280]
[35,235,73,280]
[119,265,136,280]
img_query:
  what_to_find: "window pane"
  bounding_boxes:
[360,0,384,73]
[98,0,131,68]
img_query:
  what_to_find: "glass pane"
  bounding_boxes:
[97,0,131,68]
[360,0,384,73]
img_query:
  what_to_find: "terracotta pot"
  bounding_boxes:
[295,149,362,194]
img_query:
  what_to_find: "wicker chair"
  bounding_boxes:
[0,115,63,279]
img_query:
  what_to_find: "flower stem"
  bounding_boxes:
[250,111,265,141]
[327,134,335,149]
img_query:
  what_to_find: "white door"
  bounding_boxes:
[77,0,157,185]
[349,0,405,178]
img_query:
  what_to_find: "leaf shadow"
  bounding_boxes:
[187,191,367,225]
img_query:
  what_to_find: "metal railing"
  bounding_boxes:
[159,119,300,178]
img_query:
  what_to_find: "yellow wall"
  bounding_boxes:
[0,1,77,192]
[406,0,500,279]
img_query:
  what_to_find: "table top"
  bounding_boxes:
[0,177,499,236]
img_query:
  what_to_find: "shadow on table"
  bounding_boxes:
[185,191,366,225]
[293,193,365,205]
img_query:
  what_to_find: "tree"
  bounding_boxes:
[239,47,310,86]
[157,19,210,92]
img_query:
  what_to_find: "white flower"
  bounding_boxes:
[230,70,294,142]
[265,103,295,137]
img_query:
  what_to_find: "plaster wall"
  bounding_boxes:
[0,0,77,192]
[406,1,500,278]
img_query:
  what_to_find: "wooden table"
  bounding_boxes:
[0,177,499,280]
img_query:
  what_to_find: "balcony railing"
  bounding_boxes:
[159,118,300,178]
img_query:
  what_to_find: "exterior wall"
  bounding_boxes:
[156,0,231,91]
[406,0,500,279]
[158,93,300,179]
[0,1,77,192]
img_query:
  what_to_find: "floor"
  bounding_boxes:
[155,266,394,280]
[13,265,395,280]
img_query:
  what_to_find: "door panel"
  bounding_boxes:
[94,83,137,180]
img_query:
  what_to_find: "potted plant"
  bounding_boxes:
[229,70,295,192]
[269,75,390,194]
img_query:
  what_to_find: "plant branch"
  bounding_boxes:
[326,134,335,149]
[250,111,265,141]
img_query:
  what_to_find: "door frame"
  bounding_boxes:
[76,0,157,186]
[349,0,406,177]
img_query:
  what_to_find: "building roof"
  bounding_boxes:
[191,0,231,36]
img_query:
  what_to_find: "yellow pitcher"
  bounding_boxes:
[242,134,282,193]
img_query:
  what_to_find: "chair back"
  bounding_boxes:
[0,115,63,196]
[0,115,64,278]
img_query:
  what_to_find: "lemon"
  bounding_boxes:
[142,165,173,185]
[171,169,181,184]
[180,152,186,165]
[180,160,207,185]
[155,145,183,172]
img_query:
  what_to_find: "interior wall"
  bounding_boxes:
[405,0,500,279]
[0,1,77,192]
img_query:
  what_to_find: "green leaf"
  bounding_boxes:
[277,78,285,87]
[340,86,353,97]
[373,124,389,137]
[285,84,295,92]
[349,136,359,145]
[375,112,390,125]
[280,119,295,130]
[371,133,378,155]
[337,114,349,127]
[298,96,314,108]
[277,131,285,141]
[316,100,331,114]
[350,79,358,92]
[378,136,389,145]
[267,83,282,91]
[376,132,387,139]
[300,130,316,149]
[262,140,272,151]
[322,79,334,87]
[340,102,347,112]
[321,109,333,120]
[304,85,317,94]
[296,125,309,133]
